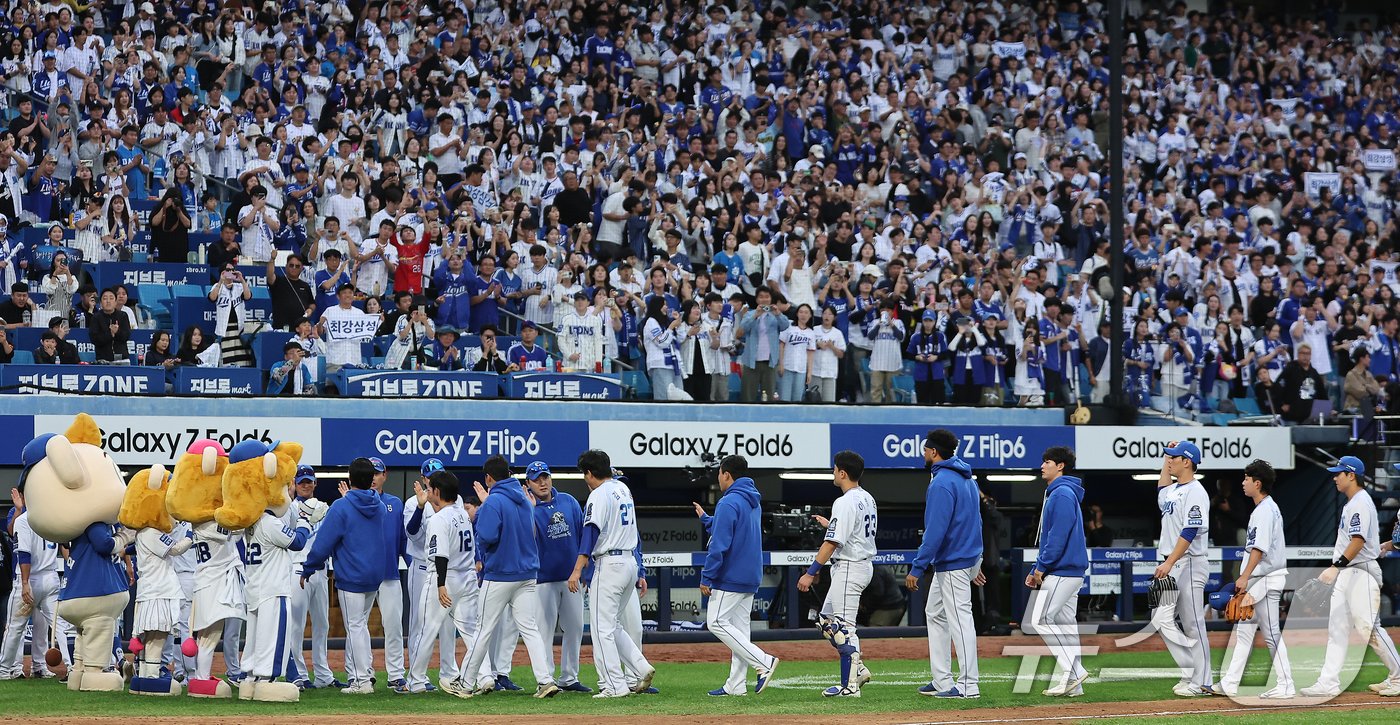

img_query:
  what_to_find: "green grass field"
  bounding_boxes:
[1,647,1397,721]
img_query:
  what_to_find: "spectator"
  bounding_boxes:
[1278,344,1328,424]
[0,327,11,364]
[1015,327,1047,407]
[776,303,817,402]
[69,285,98,330]
[507,321,549,371]
[176,325,218,367]
[312,249,353,321]
[265,254,316,331]
[736,287,790,402]
[642,295,683,398]
[90,287,131,363]
[0,282,35,328]
[469,325,518,374]
[40,251,78,320]
[866,299,906,404]
[149,187,192,264]
[909,309,948,404]
[205,222,242,279]
[238,185,280,265]
[810,305,846,403]
[385,306,435,371]
[1124,320,1155,408]
[1343,349,1383,413]
[208,264,253,367]
[34,331,66,365]
[268,341,315,396]
[467,254,505,333]
[559,292,610,373]
[429,327,464,372]
[145,329,177,371]
[317,283,367,373]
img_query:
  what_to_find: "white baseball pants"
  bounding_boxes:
[408,575,474,690]
[338,589,375,685]
[459,579,555,689]
[1220,573,1292,692]
[708,589,775,694]
[1316,564,1400,690]
[406,562,428,673]
[1151,555,1212,688]
[1,571,61,675]
[286,569,332,684]
[1026,574,1086,685]
[537,580,585,686]
[822,559,874,651]
[376,578,406,681]
[925,565,980,696]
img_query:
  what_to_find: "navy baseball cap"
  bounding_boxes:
[367,456,386,473]
[420,458,445,477]
[1163,440,1201,465]
[1208,582,1237,612]
[526,461,551,480]
[1327,455,1364,476]
[294,465,316,484]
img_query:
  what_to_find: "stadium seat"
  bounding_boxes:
[727,372,741,401]
[891,374,916,403]
[137,284,171,311]
[172,284,204,298]
[1232,397,1261,416]
[11,350,34,364]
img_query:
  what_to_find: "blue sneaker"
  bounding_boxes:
[423,683,437,693]
[918,682,942,696]
[755,658,779,694]
[561,682,593,693]
[330,679,349,689]
[495,675,522,691]
[708,688,731,696]
[640,687,659,694]
[387,678,407,690]
[226,673,246,687]
[935,687,977,699]
[293,679,309,691]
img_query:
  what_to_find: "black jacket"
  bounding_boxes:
[89,308,131,362]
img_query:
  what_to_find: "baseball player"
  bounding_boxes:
[409,470,478,695]
[284,466,337,689]
[796,450,876,697]
[131,470,193,693]
[301,458,388,694]
[403,458,447,693]
[695,455,779,697]
[613,470,657,695]
[1151,440,1217,697]
[1,503,63,679]
[238,477,319,700]
[1218,459,1294,698]
[451,455,560,699]
[525,461,592,693]
[189,510,246,694]
[569,449,655,698]
[1025,446,1088,698]
[366,457,409,692]
[1299,456,1400,698]
[906,429,983,699]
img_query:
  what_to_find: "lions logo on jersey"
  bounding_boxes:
[1187,505,1203,527]
[547,510,571,540]
[1348,513,1362,534]
[1246,526,1257,547]
[1161,501,1176,516]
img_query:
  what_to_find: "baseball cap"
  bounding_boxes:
[367,456,386,473]
[525,461,551,480]
[1163,440,1201,466]
[1174,307,1190,317]
[1327,455,1364,476]
[521,320,538,331]
[294,465,316,484]
[1208,582,1237,612]
[420,458,445,478]
[921,309,936,322]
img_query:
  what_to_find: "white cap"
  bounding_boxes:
[809,144,825,159]
[139,1,155,13]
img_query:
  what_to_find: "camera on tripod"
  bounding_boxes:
[764,505,828,549]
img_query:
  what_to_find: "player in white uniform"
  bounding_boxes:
[131,473,194,691]
[237,485,319,701]
[401,458,446,693]
[798,451,877,697]
[1300,456,1400,698]
[408,470,477,694]
[1,508,63,678]
[1152,440,1217,696]
[284,466,334,689]
[189,516,246,694]
[569,450,655,698]
[1220,460,1294,698]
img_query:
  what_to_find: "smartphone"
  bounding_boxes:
[417,305,425,315]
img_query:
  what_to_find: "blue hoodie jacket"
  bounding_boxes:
[301,488,386,593]
[911,456,983,576]
[61,522,129,600]
[379,491,407,581]
[1034,476,1088,577]
[699,477,763,593]
[475,478,540,582]
[534,489,584,583]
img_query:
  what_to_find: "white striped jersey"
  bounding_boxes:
[193,522,243,592]
[425,500,474,581]
[243,513,304,608]
[135,528,184,601]
[559,310,606,371]
[1335,490,1380,565]
[1157,480,1209,559]
[14,512,59,576]
[866,316,906,372]
[519,265,559,323]
[1245,496,1287,577]
[826,486,878,562]
[583,479,639,555]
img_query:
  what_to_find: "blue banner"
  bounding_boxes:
[829,424,1074,469]
[502,372,622,400]
[94,262,213,294]
[0,365,163,395]
[319,418,588,467]
[173,367,264,395]
[333,369,500,398]
[0,415,34,462]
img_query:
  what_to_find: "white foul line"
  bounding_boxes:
[897,699,1397,725]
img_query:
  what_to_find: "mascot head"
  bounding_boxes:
[118,464,174,533]
[214,439,303,531]
[20,413,127,542]
[165,439,229,524]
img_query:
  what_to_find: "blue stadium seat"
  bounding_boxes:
[1211,412,1240,426]
[253,331,294,370]
[621,370,651,399]
[78,349,96,363]
[137,284,171,310]
[727,372,742,401]
[891,374,916,403]
[1232,397,1261,416]
[172,284,204,298]
[250,286,271,302]
[372,335,397,355]
[11,350,34,364]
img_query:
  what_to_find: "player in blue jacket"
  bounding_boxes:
[300,457,386,693]
[451,456,559,699]
[364,457,409,692]
[694,455,778,696]
[906,429,983,699]
[525,461,591,693]
[1025,446,1089,698]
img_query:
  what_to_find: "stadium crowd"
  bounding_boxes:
[0,0,1394,414]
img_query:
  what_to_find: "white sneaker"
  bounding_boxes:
[592,689,630,699]
[340,680,374,695]
[1172,682,1198,697]
[1367,676,1400,693]
[1259,686,1295,699]
[1379,680,1400,697]
[1299,683,1341,698]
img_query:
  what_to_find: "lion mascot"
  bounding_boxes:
[20,414,131,693]
[117,464,189,696]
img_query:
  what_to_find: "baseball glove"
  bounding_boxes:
[1147,574,1177,609]
[1289,578,1333,617]
[1224,592,1255,622]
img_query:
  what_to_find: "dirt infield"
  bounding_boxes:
[15,693,1400,725]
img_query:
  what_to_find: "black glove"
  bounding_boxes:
[1147,574,1178,609]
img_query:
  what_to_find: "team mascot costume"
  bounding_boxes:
[163,439,238,698]
[215,439,309,703]
[20,413,131,693]
[119,464,189,695]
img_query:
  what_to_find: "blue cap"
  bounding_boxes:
[1208,582,1236,612]
[1327,455,1364,476]
[525,461,550,480]
[295,465,316,483]
[367,456,386,473]
[922,309,936,322]
[420,458,445,477]
[229,439,278,465]
[1163,440,1201,466]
